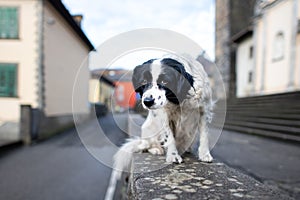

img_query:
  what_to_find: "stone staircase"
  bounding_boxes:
[222,91,300,142]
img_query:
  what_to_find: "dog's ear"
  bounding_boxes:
[132,65,145,96]
[176,70,194,102]
[132,59,155,96]
[161,58,194,103]
[132,65,143,90]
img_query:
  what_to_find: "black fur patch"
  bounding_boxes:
[160,58,194,104]
[132,59,156,96]
[169,120,176,138]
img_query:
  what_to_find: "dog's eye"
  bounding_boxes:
[142,79,147,84]
[161,80,168,85]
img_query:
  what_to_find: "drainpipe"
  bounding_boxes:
[37,0,45,110]
[260,11,267,94]
[30,0,45,139]
[288,0,298,90]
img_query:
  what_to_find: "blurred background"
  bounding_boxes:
[0,0,299,199]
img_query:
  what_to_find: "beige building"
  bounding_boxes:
[89,70,115,109]
[235,0,300,97]
[0,0,94,142]
[233,28,255,97]
[215,0,300,142]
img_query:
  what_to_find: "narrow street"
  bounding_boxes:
[0,113,128,200]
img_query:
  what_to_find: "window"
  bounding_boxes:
[248,71,253,83]
[0,7,19,39]
[249,46,253,59]
[0,63,17,97]
[272,32,284,61]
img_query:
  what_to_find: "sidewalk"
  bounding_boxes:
[0,121,20,147]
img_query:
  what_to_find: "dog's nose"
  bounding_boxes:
[143,97,155,108]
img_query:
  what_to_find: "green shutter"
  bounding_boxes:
[0,7,18,39]
[0,64,17,97]
[0,68,6,94]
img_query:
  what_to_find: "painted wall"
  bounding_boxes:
[296,0,300,90]
[296,34,300,89]
[237,0,300,97]
[99,81,114,109]
[0,0,40,121]
[254,19,264,94]
[89,79,100,103]
[236,37,254,97]
[264,0,292,93]
[254,0,298,95]
[89,78,115,111]
[114,81,136,109]
[43,1,90,116]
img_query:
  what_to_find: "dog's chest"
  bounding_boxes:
[166,105,200,152]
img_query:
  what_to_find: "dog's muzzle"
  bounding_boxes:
[143,96,155,108]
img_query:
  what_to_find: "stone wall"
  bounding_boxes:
[215,0,256,98]
[20,105,91,144]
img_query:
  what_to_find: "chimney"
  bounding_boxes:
[72,14,83,27]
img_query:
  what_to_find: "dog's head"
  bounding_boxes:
[132,58,194,110]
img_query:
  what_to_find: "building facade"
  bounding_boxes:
[89,70,115,109]
[234,0,300,97]
[216,0,300,142]
[90,69,136,112]
[215,0,256,98]
[233,29,255,97]
[0,0,94,142]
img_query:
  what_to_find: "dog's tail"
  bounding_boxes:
[113,138,147,180]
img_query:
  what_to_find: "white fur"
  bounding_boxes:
[113,138,149,179]
[142,86,167,109]
[151,59,163,81]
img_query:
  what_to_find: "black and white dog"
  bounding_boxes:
[114,54,214,174]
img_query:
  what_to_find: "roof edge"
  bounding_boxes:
[48,0,95,51]
[231,26,253,43]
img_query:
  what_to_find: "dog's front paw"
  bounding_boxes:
[137,139,150,150]
[166,152,183,164]
[148,147,164,155]
[199,153,213,163]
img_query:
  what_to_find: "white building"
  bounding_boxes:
[0,0,94,142]
[234,0,300,97]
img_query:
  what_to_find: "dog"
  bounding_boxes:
[113,54,214,176]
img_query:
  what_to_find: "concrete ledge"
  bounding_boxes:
[126,114,291,199]
[129,153,291,200]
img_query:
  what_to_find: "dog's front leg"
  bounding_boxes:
[160,127,183,163]
[198,114,213,162]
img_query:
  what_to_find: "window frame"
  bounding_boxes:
[272,31,285,62]
[0,6,20,40]
[0,63,18,98]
